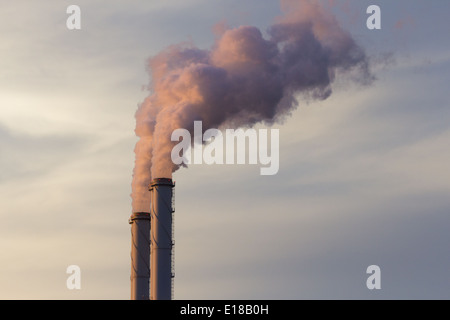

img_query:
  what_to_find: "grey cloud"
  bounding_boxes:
[0,123,88,181]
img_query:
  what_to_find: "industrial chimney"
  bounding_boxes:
[129,211,151,300]
[149,178,175,300]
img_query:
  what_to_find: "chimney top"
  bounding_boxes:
[149,178,174,188]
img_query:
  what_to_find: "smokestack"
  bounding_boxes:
[129,0,376,300]
[129,212,151,300]
[150,178,175,300]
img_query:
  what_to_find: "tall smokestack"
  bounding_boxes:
[150,178,175,300]
[129,0,376,300]
[129,212,151,300]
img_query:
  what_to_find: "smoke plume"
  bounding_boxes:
[131,0,374,212]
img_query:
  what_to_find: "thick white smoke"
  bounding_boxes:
[131,0,374,212]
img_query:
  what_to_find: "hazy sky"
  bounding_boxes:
[0,0,449,299]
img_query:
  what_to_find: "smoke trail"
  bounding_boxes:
[131,0,374,212]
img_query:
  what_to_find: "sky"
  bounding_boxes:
[0,0,449,299]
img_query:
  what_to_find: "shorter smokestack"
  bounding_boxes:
[129,212,151,300]
[149,178,175,300]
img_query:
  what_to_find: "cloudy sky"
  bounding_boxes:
[0,0,449,299]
